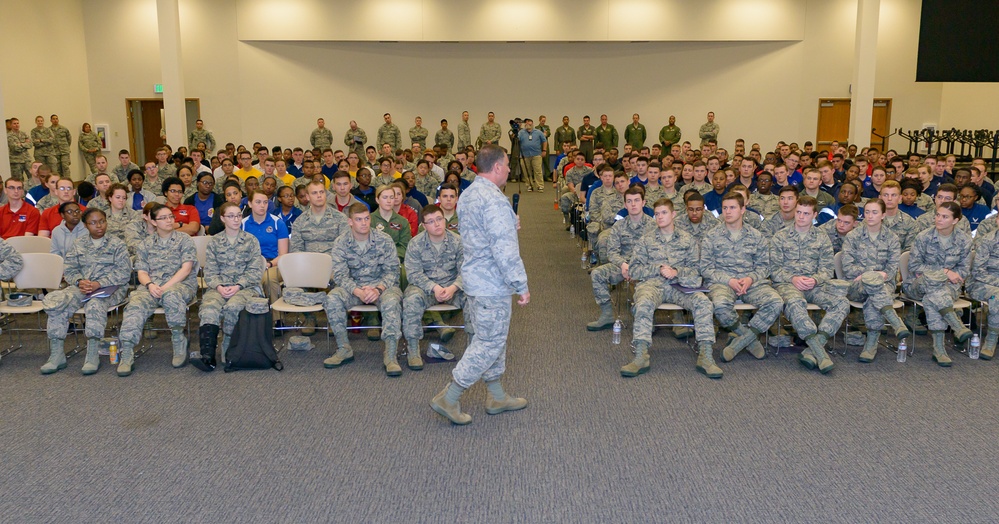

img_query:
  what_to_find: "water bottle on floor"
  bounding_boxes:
[581,251,588,269]
[896,339,907,363]
[970,333,981,360]
[569,224,575,238]
[612,319,622,345]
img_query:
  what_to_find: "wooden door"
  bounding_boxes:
[140,100,165,160]
[816,99,851,148]
[871,99,892,151]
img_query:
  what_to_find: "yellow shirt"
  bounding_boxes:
[278,173,296,187]
[236,166,263,182]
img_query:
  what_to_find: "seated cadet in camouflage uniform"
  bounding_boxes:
[701,192,784,363]
[402,204,468,370]
[559,152,593,222]
[902,201,973,367]
[289,179,349,335]
[88,173,113,213]
[322,203,404,377]
[821,203,859,254]
[748,171,779,218]
[674,191,718,242]
[769,196,849,374]
[587,186,655,331]
[730,185,763,230]
[191,202,266,372]
[641,162,667,205]
[593,172,632,263]
[843,201,907,363]
[967,213,999,359]
[912,184,971,237]
[437,184,460,233]
[43,209,131,375]
[584,165,616,251]
[625,198,721,379]
[678,161,711,196]
[0,239,23,365]
[880,180,917,251]
[105,184,139,245]
[116,203,199,377]
[759,185,798,237]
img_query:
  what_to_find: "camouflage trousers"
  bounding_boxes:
[34,152,57,174]
[43,285,128,340]
[401,286,467,341]
[7,161,29,182]
[586,222,602,253]
[707,283,783,333]
[118,285,197,347]
[452,295,510,389]
[846,273,897,330]
[902,276,961,331]
[324,286,402,340]
[54,153,71,177]
[966,282,999,328]
[632,282,715,344]
[774,282,849,340]
[559,191,578,215]
[590,263,625,305]
[83,153,98,174]
[199,288,260,335]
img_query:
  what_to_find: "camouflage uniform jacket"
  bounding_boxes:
[841,226,900,280]
[204,231,264,294]
[289,205,348,254]
[770,226,835,285]
[457,176,528,297]
[404,229,463,294]
[331,230,399,293]
[629,227,702,288]
[700,224,771,285]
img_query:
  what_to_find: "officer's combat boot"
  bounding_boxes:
[431,382,471,425]
[906,308,927,335]
[383,338,402,377]
[806,333,834,374]
[695,341,723,379]
[301,312,316,336]
[722,325,762,362]
[746,327,767,359]
[672,311,693,339]
[40,338,68,375]
[798,345,817,369]
[170,328,188,368]
[620,340,651,377]
[930,330,952,367]
[323,327,353,368]
[117,343,135,377]
[484,379,528,415]
[406,338,424,371]
[191,324,219,372]
[428,311,456,343]
[81,338,101,375]
[940,307,972,343]
[881,306,911,339]
[982,328,999,360]
[586,302,615,331]
[858,331,880,363]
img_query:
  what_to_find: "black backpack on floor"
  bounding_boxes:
[224,309,284,372]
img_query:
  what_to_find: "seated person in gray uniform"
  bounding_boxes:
[42,209,131,375]
[842,199,909,363]
[626,198,721,379]
[322,203,404,377]
[701,192,784,363]
[967,212,999,359]
[769,196,849,374]
[115,203,199,377]
[902,201,973,367]
[592,170,631,263]
[191,202,266,372]
[402,204,468,370]
[586,186,654,331]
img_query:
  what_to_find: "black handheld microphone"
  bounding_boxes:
[512,193,520,215]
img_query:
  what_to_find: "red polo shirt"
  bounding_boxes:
[0,202,41,239]
[168,203,201,227]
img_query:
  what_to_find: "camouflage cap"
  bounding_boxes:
[283,287,326,307]
[245,297,270,315]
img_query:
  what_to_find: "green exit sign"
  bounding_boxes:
[154,84,163,94]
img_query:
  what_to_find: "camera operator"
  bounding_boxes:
[514,118,547,193]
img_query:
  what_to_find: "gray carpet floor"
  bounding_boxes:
[2,188,999,523]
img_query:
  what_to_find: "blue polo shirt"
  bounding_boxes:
[26,185,48,206]
[321,163,338,181]
[241,214,289,260]
[191,193,216,226]
[517,129,546,158]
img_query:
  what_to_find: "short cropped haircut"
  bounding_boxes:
[938,201,962,221]
[347,202,369,218]
[721,192,745,208]
[838,203,860,220]
[797,195,819,213]
[420,204,444,223]
[475,144,507,174]
[778,185,799,197]
[652,198,674,212]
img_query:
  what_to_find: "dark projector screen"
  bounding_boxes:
[917,0,999,82]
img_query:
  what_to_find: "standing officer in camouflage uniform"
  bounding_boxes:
[377,113,403,152]
[31,116,57,173]
[409,116,429,149]
[343,120,367,157]
[587,186,654,330]
[7,117,32,182]
[624,113,646,150]
[431,145,528,426]
[967,213,999,359]
[698,111,719,147]
[188,119,216,153]
[842,199,909,362]
[702,192,783,363]
[322,203,403,376]
[902,201,973,366]
[310,118,333,151]
[434,119,454,152]
[626,198,721,379]
[116,203,199,377]
[594,114,618,152]
[49,115,72,177]
[0,239,23,365]
[769,196,849,374]
[478,112,502,147]
[42,209,131,375]
[191,202,265,372]
[403,204,467,370]
[456,111,472,151]
[78,123,101,175]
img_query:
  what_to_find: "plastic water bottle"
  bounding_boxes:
[896,339,907,363]
[569,224,575,238]
[612,319,622,345]
[581,252,588,269]
[970,333,981,360]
